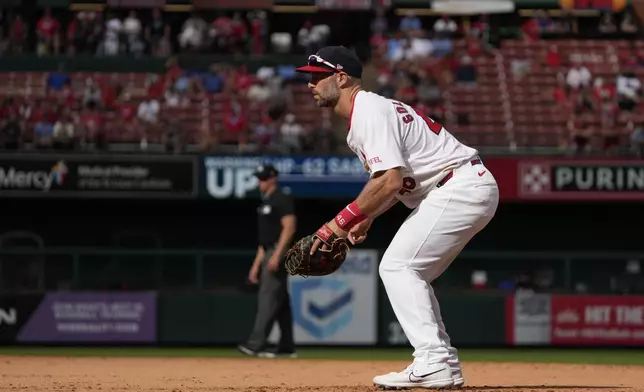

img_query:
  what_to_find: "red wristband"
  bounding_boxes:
[334,201,368,231]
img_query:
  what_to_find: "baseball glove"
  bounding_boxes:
[284,225,350,277]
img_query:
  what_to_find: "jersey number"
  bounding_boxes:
[392,101,442,135]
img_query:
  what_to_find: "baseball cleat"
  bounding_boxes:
[373,362,454,390]
[451,368,464,389]
[237,344,259,357]
[257,349,298,359]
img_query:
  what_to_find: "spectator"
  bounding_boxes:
[82,78,102,108]
[520,16,541,42]
[566,60,592,90]
[395,75,417,104]
[85,12,103,55]
[400,11,423,37]
[296,21,328,54]
[621,10,639,34]
[145,73,166,100]
[376,73,396,99]
[616,69,641,112]
[251,116,276,151]
[52,108,76,150]
[629,120,644,157]
[371,7,388,37]
[179,12,207,52]
[573,88,594,115]
[146,8,171,57]
[36,7,60,56]
[47,63,71,92]
[201,63,225,94]
[229,12,248,54]
[32,100,58,149]
[222,94,248,144]
[567,117,593,155]
[99,74,121,110]
[433,14,457,39]
[279,113,303,153]
[432,15,457,57]
[137,95,160,125]
[102,12,123,56]
[9,14,26,54]
[58,79,76,108]
[1,112,23,150]
[247,78,272,104]
[116,92,139,139]
[456,55,477,85]
[123,10,144,56]
[66,12,86,55]
[395,36,433,63]
[247,10,268,55]
[593,77,616,129]
[162,117,184,154]
[79,101,104,149]
[535,10,556,33]
[210,11,232,52]
[544,44,562,68]
[164,85,187,108]
[598,13,617,34]
[511,56,531,81]
[0,97,19,120]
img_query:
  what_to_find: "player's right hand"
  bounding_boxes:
[348,218,373,245]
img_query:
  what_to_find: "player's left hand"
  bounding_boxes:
[310,220,347,256]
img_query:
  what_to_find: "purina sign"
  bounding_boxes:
[519,159,644,201]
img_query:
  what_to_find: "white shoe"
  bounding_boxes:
[373,361,454,390]
[451,365,464,389]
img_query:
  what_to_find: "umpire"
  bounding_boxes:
[238,164,297,358]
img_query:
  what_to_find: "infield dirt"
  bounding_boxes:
[0,356,642,392]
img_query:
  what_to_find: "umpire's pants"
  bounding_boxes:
[245,247,295,352]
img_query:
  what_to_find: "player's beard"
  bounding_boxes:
[315,80,341,107]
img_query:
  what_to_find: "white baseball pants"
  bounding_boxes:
[379,159,499,364]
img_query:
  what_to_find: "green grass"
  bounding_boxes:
[0,347,643,366]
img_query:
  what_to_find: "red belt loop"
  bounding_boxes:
[436,157,483,189]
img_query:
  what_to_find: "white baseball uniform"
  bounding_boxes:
[347,91,499,366]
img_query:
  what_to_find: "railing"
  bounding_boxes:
[0,248,642,293]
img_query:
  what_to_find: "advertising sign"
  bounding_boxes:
[0,155,196,199]
[268,249,378,344]
[506,292,551,345]
[550,295,644,346]
[16,292,156,343]
[518,160,644,201]
[0,295,44,343]
[202,156,369,199]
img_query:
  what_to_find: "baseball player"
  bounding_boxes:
[296,46,499,389]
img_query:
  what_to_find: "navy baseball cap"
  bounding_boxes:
[254,164,278,181]
[295,46,363,79]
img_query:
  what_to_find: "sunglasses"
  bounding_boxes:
[308,54,344,73]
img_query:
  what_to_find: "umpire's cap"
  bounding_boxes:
[254,164,278,181]
[295,46,363,79]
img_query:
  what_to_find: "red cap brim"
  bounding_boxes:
[295,65,334,73]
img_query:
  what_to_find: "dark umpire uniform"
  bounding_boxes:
[238,164,297,358]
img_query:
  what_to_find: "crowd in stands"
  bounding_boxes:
[0,6,643,156]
